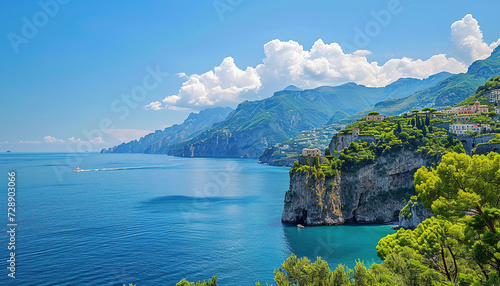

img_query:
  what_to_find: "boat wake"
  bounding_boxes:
[77,166,167,172]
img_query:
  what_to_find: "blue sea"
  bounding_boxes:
[0,153,394,285]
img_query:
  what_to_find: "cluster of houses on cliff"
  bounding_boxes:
[298,90,500,159]
[438,90,500,134]
[439,89,500,116]
[440,101,489,115]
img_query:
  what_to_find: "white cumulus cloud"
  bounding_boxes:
[256,39,465,88]
[451,14,500,66]
[89,137,105,145]
[67,137,81,143]
[43,136,64,143]
[146,14,496,111]
[145,57,261,110]
[144,101,165,111]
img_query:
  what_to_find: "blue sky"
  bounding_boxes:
[1,0,499,152]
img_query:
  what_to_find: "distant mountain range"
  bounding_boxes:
[104,47,500,159]
[340,46,500,123]
[101,107,232,154]
[166,74,452,158]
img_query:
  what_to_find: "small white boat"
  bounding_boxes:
[74,167,81,172]
[297,224,305,228]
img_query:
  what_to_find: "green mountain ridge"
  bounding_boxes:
[168,73,453,158]
[340,46,500,123]
[456,74,500,107]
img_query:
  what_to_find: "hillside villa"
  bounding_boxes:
[488,89,500,105]
[440,101,489,115]
[364,114,385,121]
[301,148,320,156]
[448,123,491,135]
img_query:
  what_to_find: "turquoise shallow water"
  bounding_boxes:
[0,153,394,285]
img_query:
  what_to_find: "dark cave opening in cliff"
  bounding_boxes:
[299,209,308,225]
[392,210,400,221]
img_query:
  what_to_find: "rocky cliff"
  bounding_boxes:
[398,199,433,229]
[282,150,429,225]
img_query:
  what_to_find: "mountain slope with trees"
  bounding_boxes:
[340,46,500,123]
[168,74,452,158]
[457,74,500,107]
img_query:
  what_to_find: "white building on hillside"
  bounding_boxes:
[449,124,491,135]
[489,89,500,105]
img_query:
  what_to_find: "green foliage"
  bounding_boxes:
[273,255,335,286]
[399,196,419,219]
[314,156,320,167]
[332,264,352,286]
[465,130,478,136]
[176,276,218,286]
[353,260,374,285]
[368,111,379,116]
[339,141,376,170]
[414,152,500,283]
[336,115,464,171]
[487,134,500,144]
[377,217,467,283]
[375,247,445,285]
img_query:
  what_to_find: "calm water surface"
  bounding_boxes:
[0,153,394,285]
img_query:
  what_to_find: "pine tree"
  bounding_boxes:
[396,122,402,133]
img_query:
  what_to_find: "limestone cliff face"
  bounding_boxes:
[282,171,344,226]
[169,126,274,158]
[282,150,428,225]
[398,202,433,229]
